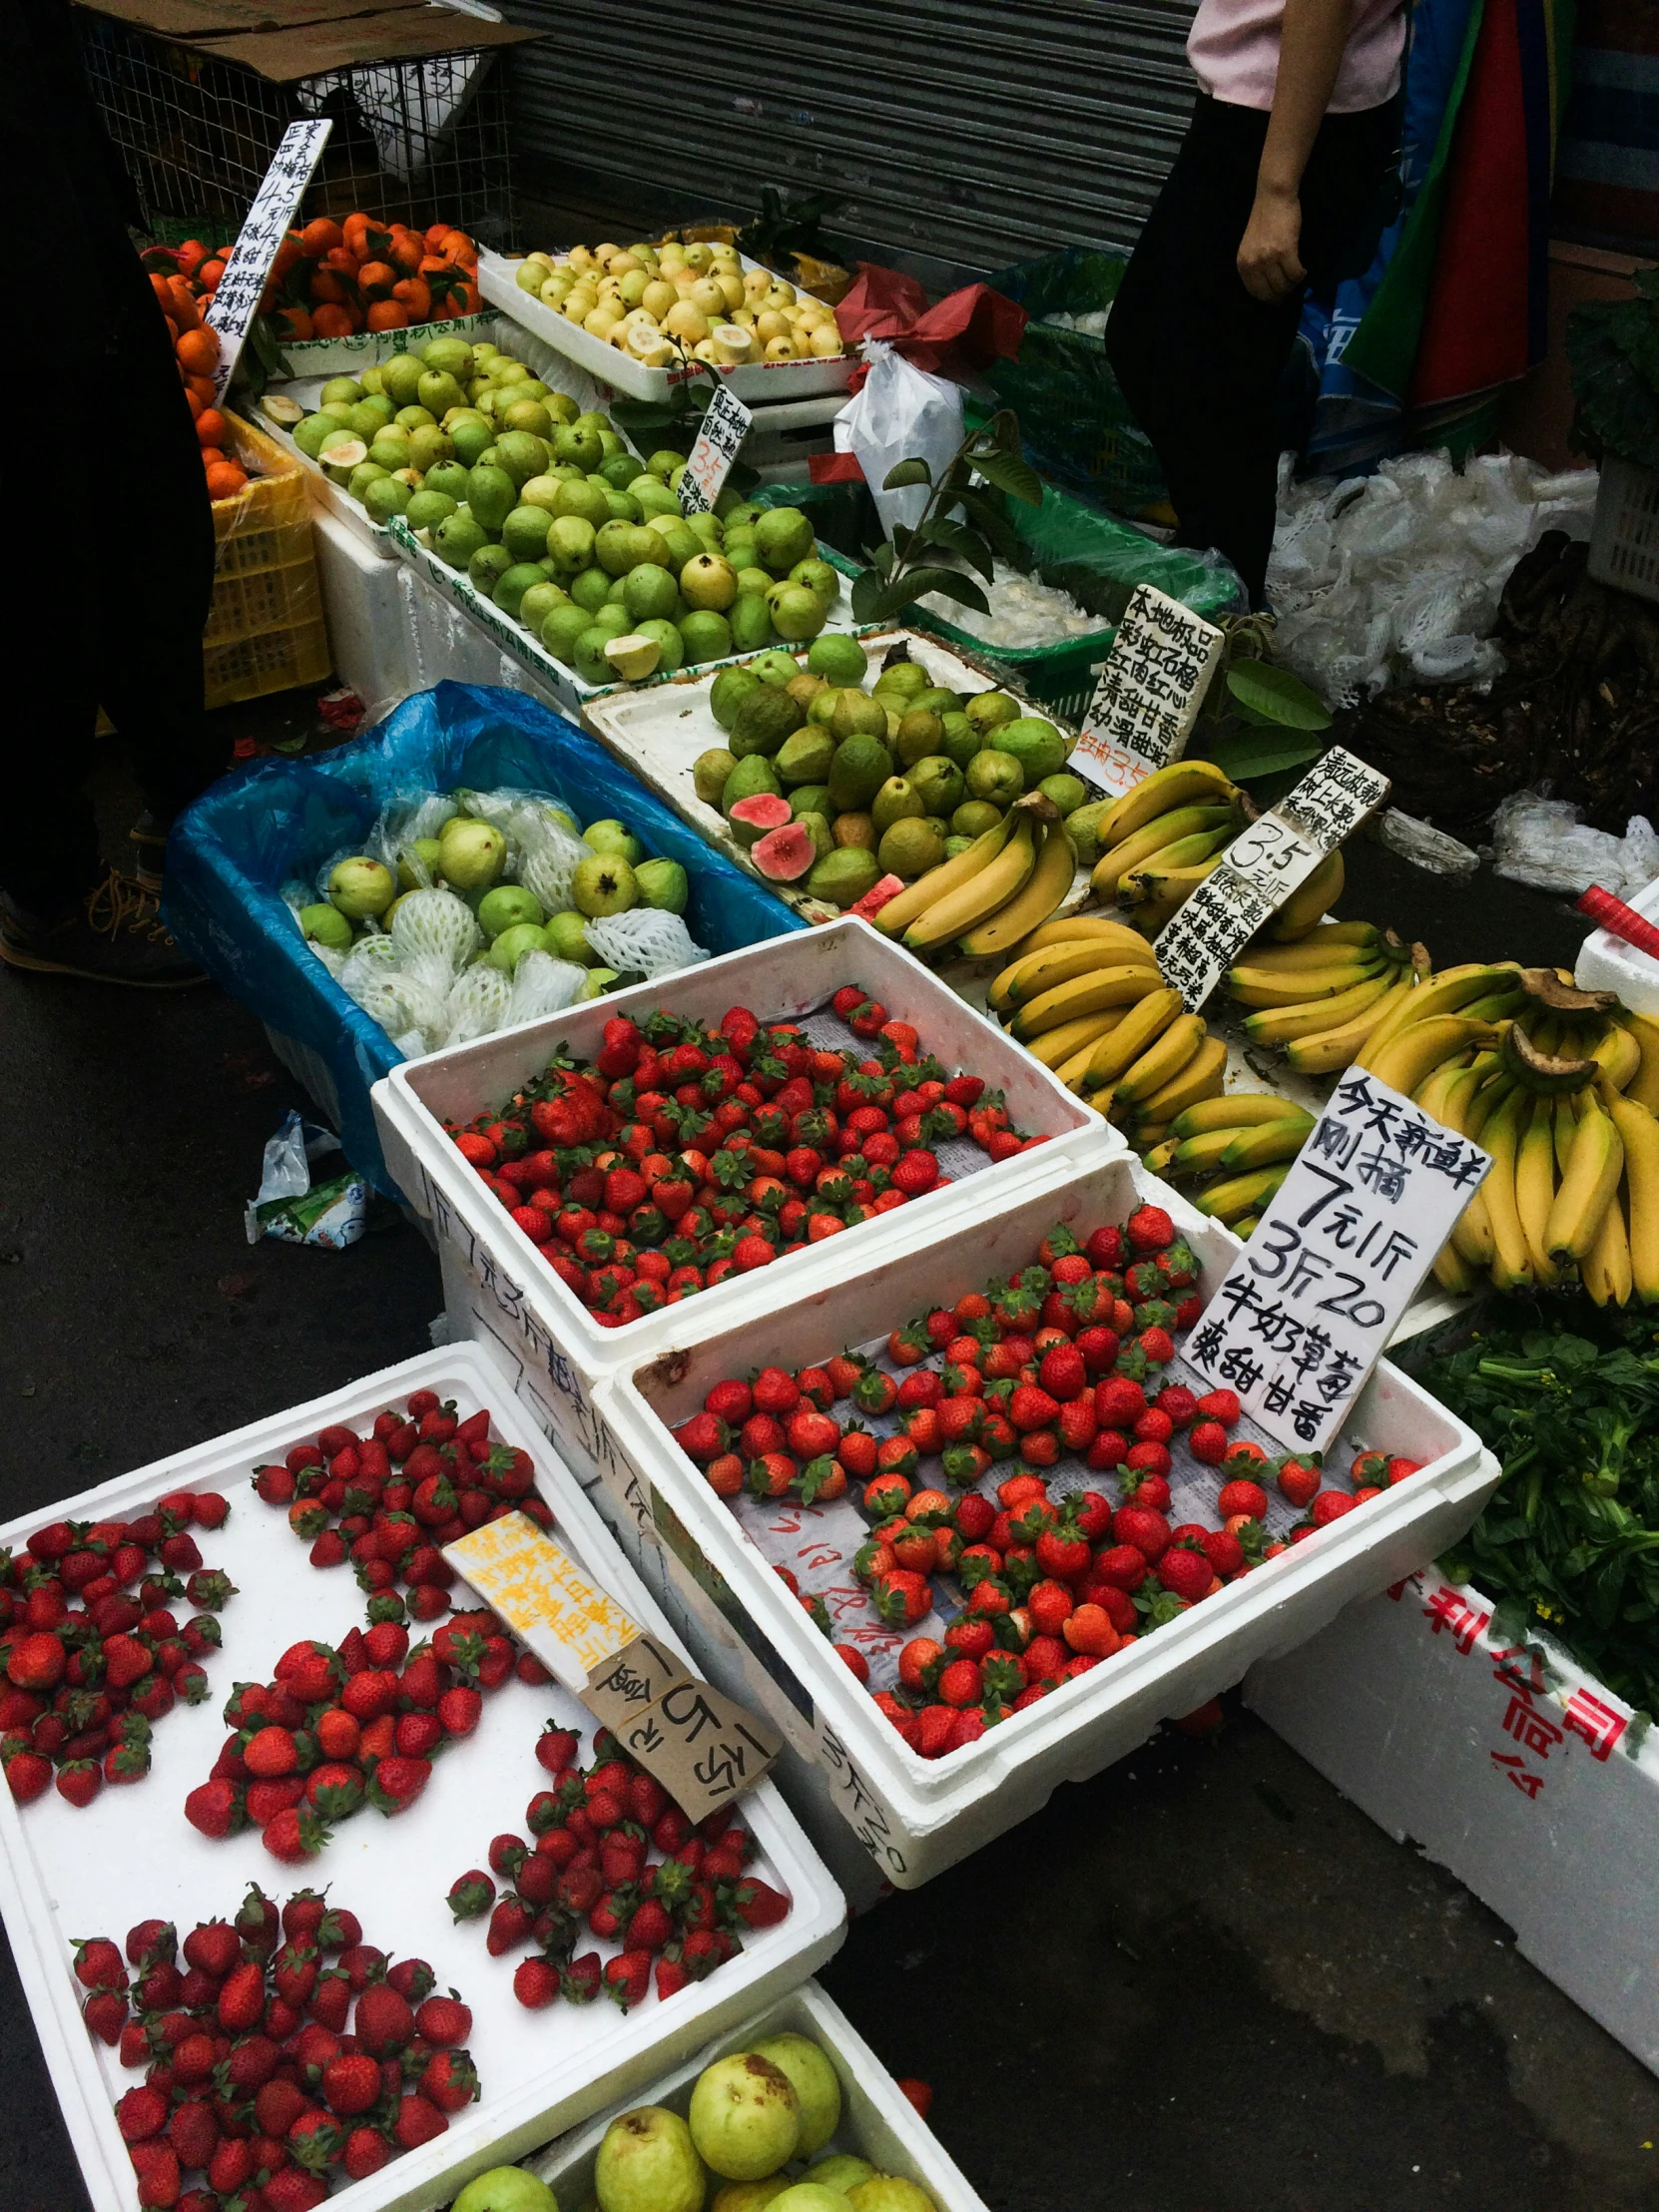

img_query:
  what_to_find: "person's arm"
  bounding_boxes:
[1236,0,1355,301]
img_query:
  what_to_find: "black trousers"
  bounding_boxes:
[1106,91,1398,607]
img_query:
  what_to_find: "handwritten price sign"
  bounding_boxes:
[205,120,331,401]
[679,384,753,514]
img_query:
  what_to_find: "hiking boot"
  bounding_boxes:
[129,810,169,894]
[0,868,206,988]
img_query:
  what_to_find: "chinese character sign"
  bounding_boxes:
[679,385,754,514]
[1074,585,1225,798]
[206,121,332,400]
[1184,1074,1490,1454]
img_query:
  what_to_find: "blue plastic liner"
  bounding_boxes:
[163,681,804,1194]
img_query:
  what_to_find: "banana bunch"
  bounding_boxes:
[1142,1091,1316,1235]
[1085,761,1244,936]
[986,920,1227,1134]
[1226,922,1440,1074]
[877,795,1077,958]
[1360,966,1659,1307]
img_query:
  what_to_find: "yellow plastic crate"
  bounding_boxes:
[204,411,331,709]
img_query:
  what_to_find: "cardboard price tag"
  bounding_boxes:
[205,120,331,401]
[1073,585,1225,800]
[1154,746,1390,1010]
[1183,1073,1491,1455]
[679,384,753,514]
[444,1514,782,1817]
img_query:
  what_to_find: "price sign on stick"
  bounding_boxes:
[679,383,754,514]
[1154,746,1391,1010]
[1074,584,1225,800]
[204,120,332,402]
[1184,1073,1491,1455]
[445,1512,783,1816]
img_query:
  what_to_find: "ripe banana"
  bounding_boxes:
[1094,803,1239,899]
[990,934,1157,1013]
[1119,856,1225,930]
[1197,1164,1291,1224]
[1285,972,1419,1078]
[1513,1094,1561,1288]
[1583,1175,1635,1307]
[1602,1085,1659,1303]
[1359,1016,1498,1098]
[1229,954,1385,1009]
[904,813,1035,952]
[1010,963,1166,1042]
[1012,914,1158,962]
[1231,1214,1264,1239]
[1589,1021,1642,1092]
[1545,1088,1623,1264]
[1171,1093,1312,1140]
[1231,919,1386,972]
[959,824,1077,958]
[1618,1010,1659,1113]
[1458,987,1529,1024]
[1480,1085,1535,1293]
[1021,1007,1129,1071]
[1359,963,1522,1063]
[1218,1115,1316,1171]
[1143,1137,1181,1175]
[1092,759,1239,851]
[875,810,1013,938]
[1447,1070,1512,1269]
[1267,848,1344,941]
[1432,1243,1481,1297]
[1170,1126,1251,1180]
[1055,1037,1109,1093]
[1136,1033,1229,1124]
[1083,986,1186,1088]
[1551,1092,1578,1181]
[1136,1120,1171,1147]
[1114,1012,1208,1107]
[1243,969,1397,1047]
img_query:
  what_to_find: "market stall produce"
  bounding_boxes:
[512,238,846,367]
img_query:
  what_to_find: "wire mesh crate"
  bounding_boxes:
[77,8,519,246]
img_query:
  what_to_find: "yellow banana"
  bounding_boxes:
[1021,1008,1130,1070]
[1413,1054,1475,1125]
[958,824,1078,958]
[1458,987,1529,1024]
[1010,913,1159,965]
[1197,1164,1291,1223]
[1480,1086,1534,1292]
[1218,1115,1317,1172]
[1010,963,1166,1042]
[1617,1010,1659,1113]
[1359,1017,1498,1098]
[1229,919,1383,971]
[1055,1038,1108,1093]
[1136,1120,1170,1147]
[1119,855,1225,922]
[1431,1242,1480,1296]
[1583,1179,1634,1307]
[1266,848,1344,940]
[1514,1095,1561,1287]
[1243,969,1396,1047]
[1093,759,1239,850]
[1228,955,1384,1009]
[1359,963,1522,1064]
[1545,1088,1624,1264]
[1171,1093,1312,1140]
[1135,1034,1229,1124]
[991,934,1158,1013]
[904,813,1035,951]
[1526,1012,1562,1060]
[1552,1092,1578,1181]
[1448,1070,1513,1269]
[1113,1012,1208,1108]
[1602,1086,1659,1302]
[1284,973,1419,1077]
[1143,1137,1181,1176]
[875,810,1014,938]
[1170,1127,1250,1179]
[1231,1214,1263,1238]
[1589,1022,1642,1093]
[1093,804,1238,900]
[1082,986,1185,1087]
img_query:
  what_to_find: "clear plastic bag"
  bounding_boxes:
[1490,792,1659,897]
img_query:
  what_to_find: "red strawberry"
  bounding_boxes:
[321,2051,381,2117]
[512,1956,560,2009]
[263,1807,330,1864]
[1195,1387,1242,1426]
[414,1991,472,2046]
[56,1759,101,1808]
[167,2100,220,2170]
[366,1756,430,1816]
[419,2048,479,2112]
[1112,1505,1170,1560]
[603,1950,651,2009]
[264,2169,329,2212]
[216,1959,266,2033]
[342,2126,390,2181]
[130,2141,182,2208]
[1157,1546,1212,1601]
[446,1870,495,1923]
[1217,1477,1270,1520]
[1277,1458,1320,1509]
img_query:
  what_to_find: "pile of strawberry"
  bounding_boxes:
[186,1616,537,1865]
[251,1384,552,1620]
[0,1491,236,1812]
[445,1718,790,2013]
[77,1885,478,2208]
[444,989,1044,1327]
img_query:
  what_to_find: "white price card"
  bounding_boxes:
[1183,1072,1491,1456]
[1073,584,1225,799]
[1154,745,1390,1009]
[679,383,754,514]
[205,120,331,401]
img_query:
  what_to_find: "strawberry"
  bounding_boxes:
[118,2083,170,2141]
[1157,1547,1212,1601]
[1311,1489,1357,1526]
[217,1959,266,2032]
[130,2141,182,2207]
[1037,1343,1087,1399]
[1277,1458,1320,1509]
[1195,1387,1242,1426]
[414,1992,472,2046]
[262,1807,330,1864]
[512,1956,560,2009]
[354,1980,414,2057]
[366,1756,430,1816]
[1007,1383,1059,1433]
[1217,1477,1270,1520]
[342,2127,390,2181]
[604,1950,652,2008]
[7,1633,65,1691]
[56,1759,101,1808]
[385,1955,436,2002]
[447,1870,495,1923]
[1113,1505,1170,1560]
[321,2050,381,2117]
[265,2166,329,2210]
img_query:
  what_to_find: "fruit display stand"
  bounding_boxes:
[370,915,1115,1488]
[205,411,331,712]
[579,627,1108,918]
[1244,1568,1659,2075]
[163,683,802,1195]
[478,250,857,406]
[526,1980,989,2210]
[588,1150,1498,1888]
[0,1345,843,2212]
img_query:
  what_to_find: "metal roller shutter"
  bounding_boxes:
[499,0,1198,272]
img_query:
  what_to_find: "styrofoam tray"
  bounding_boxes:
[580,627,1110,918]
[270,308,499,384]
[592,1149,1499,1888]
[371,916,1119,1479]
[479,248,858,405]
[0,1344,842,2212]
[527,1979,989,2208]
[1575,873,1659,1015]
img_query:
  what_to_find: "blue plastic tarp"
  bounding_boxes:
[163,681,804,1195]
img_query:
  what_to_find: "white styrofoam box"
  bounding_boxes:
[372,915,1117,1486]
[480,248,858,405]
[580,626,1104,918]
[593,1149,1498,1888]
[527,1980,988,2208]
[311,501,423,712]
[266,308,499,384]
[0,1344,842,2212]
[402,552,566,711]
[1575,869,1659,1015]
[1245,1569,1659,2075]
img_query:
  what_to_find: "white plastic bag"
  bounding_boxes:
[833,340,963,536]
[1490,792,1659,898]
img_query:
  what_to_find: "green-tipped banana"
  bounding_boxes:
[1243,969,1397,1047]
[1196,1164,1291,1224]
[1170,1093,1311,1140]
[1545,1090,1623,1264]
[1218,1116,1317,1172]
